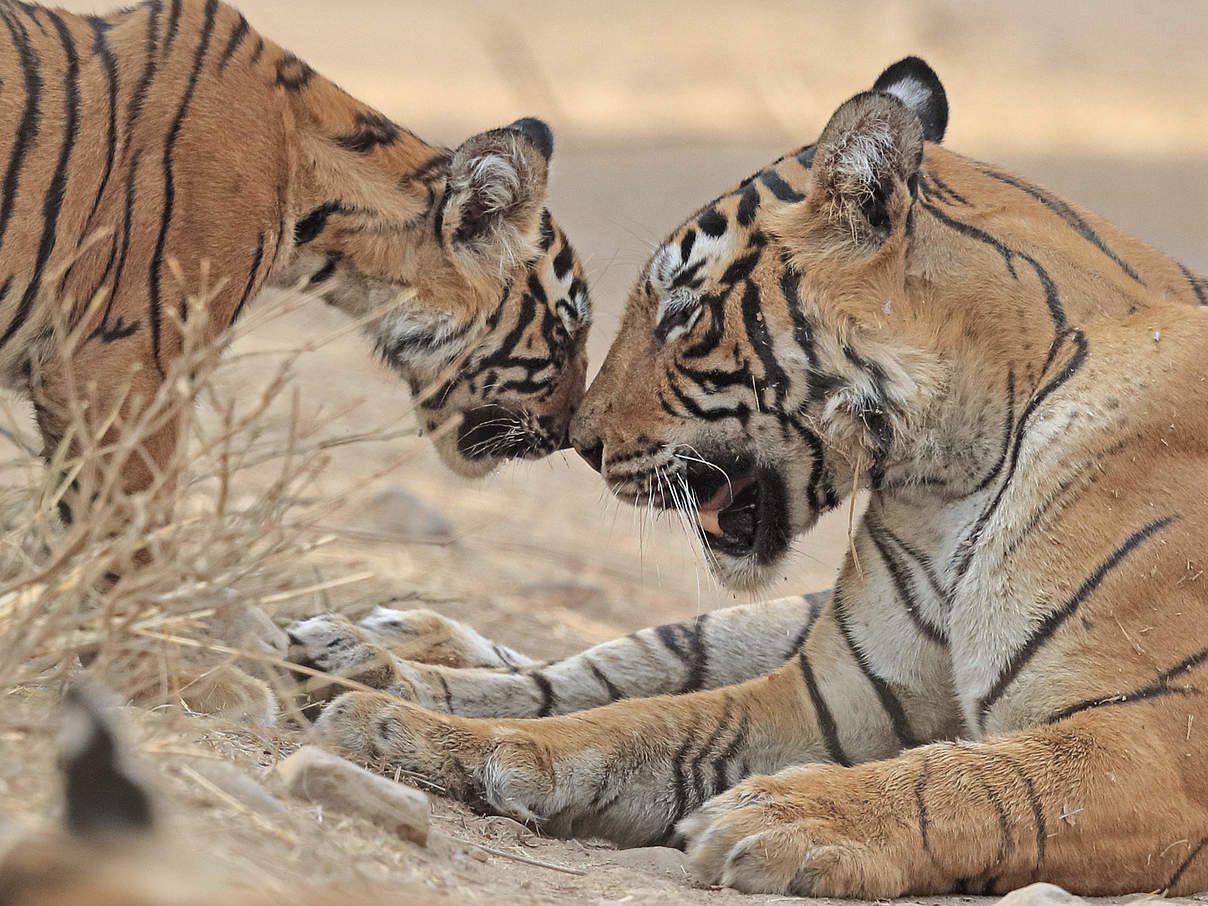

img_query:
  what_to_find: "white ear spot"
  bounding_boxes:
[883,76,930,114]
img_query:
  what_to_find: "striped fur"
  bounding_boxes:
[313,58,1208,898]
[0,0,590,511]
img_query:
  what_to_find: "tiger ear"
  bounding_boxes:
[871,56,948,143]
[800,80,927,249]
[59,686,154,837]
[443,118,552,278]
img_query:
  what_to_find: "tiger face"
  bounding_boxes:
[408,210,591,476]
[279,117,589,475]
[572,56,1195,589]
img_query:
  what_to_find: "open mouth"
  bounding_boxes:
[456,405,543,461]
[680,454,790,563]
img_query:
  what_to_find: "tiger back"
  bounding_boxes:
[0,0,590,513]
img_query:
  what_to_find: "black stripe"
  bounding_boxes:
[951,330,1088,585]
[797,651,851,766]
[663,723,701,844]
[785,590,829,658]
[437,673,454,713]
[914,758,931,853]
[1,9,79,349]
[1167,835,1208,893]
[585,660,624,702]
[968,369,1015,494]
[709,712,750,793]
[979,516,1175,724]
[124,0,161,149]
[866,516,946,643]
[217,12,248,72]
[688,700,733,805]
[163,0,182,54]
[334,111,401,154]
[654,614,709,692]
[925,170,970,206]
[293,200,344,245]
[921,201,1018,277]
[978,166,1142,284]
[1179,263,1208,306]
[875,522,947,606]
[759,169,805,203]
[229,232,266,325]
[0,6,42,256]
[997,753,1046,866]
[1047,642,1208,724]
[147,0,219,367]
[75,17,119,253]
[531,671,555,716]
[832,587,918,747]
[249,36,264,64]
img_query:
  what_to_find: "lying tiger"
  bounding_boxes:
[302,58,1208,897]
[0,0,590,513]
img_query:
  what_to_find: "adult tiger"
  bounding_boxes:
[0,0,590,514]
[309,58,1208,898]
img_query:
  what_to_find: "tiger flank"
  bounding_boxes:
[0,0,590,520]
[310,58,1208,897]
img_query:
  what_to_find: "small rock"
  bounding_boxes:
[347,487,454,544]
[994,883,1091,906]
[607,846,689,878]
[274,745,428,845]
[184,758,287,817]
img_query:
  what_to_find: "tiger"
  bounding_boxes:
[0,0,591,518]
[304,57,1208,898]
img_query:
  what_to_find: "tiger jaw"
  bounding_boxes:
[603,450,795,588]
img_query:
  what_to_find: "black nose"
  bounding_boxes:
[574,440,604,473]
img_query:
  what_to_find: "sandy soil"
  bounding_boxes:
[2,1,1207,903]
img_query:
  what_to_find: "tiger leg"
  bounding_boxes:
[292,592,830,717]
[680,698,1208,897]
[313,602,959,846]
[32,350,178,528]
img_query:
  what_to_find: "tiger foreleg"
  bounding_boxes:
[302,592,832,719]
[680,705,1208,897]
[313,603,951,847]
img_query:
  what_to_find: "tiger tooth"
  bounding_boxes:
[696,509,723,536]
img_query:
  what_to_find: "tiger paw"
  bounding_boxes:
[357,604,531,669]
[314,692,560,823]
[285,613,417,705]
[680,768,910,898]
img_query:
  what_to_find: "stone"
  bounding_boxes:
[993,883,1091,906]
[274,745,428,845]
[347,487,454,544]
[184,758,287,817]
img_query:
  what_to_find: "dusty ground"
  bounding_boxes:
[2,1,1208,903]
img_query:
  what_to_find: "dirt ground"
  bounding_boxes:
[2,1,1208,903]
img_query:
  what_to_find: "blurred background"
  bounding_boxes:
[40,0,1208,645]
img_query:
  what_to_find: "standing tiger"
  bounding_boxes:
[302,58,1208,898]
[0,0,590,512]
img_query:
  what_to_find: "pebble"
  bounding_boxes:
[274,745,429,845]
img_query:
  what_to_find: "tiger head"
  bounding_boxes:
[572,56,1181,589]
[282,116,590,477]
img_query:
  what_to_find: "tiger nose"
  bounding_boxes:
[573,439,604,473]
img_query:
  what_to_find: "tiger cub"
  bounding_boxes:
[0,0,590,517]
[308,58,1208,899]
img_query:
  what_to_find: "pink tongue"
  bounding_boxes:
[695,477,754,537]
[698,476,754,514]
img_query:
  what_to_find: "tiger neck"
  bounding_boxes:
[254,40,447,256]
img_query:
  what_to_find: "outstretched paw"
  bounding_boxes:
[315,692,561,823]
[680,769,909,898]
[286,613,414,703]
[358,604,532,669]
